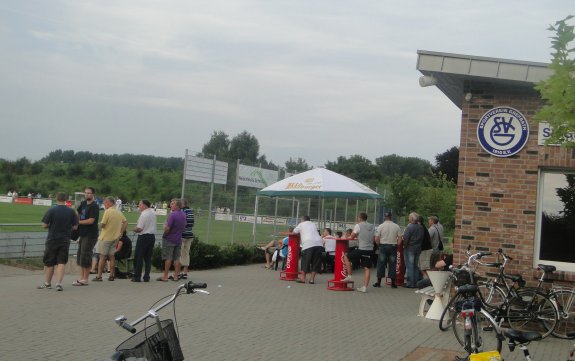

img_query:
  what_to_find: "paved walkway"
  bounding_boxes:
[0,263,571,361]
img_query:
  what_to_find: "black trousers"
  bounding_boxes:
[133,234,155,281]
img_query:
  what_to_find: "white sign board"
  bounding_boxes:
[33,199,52,206]
[237,164,278,189]
[185,156,228,185]
[0,196,13,203]
[538,122,575,146]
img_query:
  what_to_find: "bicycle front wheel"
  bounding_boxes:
[551,288,575,339]
[439,293,463,331]
[452,309,502,353]
[506,290,558,338]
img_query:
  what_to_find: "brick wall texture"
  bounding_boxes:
[454,82,575,282]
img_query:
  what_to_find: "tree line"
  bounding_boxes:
[0,130,459,230]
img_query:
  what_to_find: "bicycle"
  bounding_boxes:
[504,264,559,339]
[472,250,560,339]
[462,329,575,361]
[476,248,526,313]
[107,281,209,361]
[549,282,575,339]
[450,284,504,356]
[438,246,492,331]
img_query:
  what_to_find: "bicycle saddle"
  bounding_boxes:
[537,264,556,273]
[503,328,542,343]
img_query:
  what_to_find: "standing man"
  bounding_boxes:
[293,215,323,284]
[158,198,186,282]
[132,199,157,282]
[428,215,444,252]
[37,192,78,291]
[93,196,127,282]
[344,213,375,293]
[73,187,100,286]
[373,212,402,288]
[401,212,424,288]
[179,199,195,280]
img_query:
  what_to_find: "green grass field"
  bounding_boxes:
[0,202,282,246]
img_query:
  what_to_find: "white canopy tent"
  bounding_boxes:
[253,168,382,242]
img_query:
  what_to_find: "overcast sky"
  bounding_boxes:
[0,1,572,168]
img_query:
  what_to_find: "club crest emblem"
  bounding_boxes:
[477,106,529,157]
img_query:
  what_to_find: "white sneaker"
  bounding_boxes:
[342,275,353,282]
[356,286,367,293]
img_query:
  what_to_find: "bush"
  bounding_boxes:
[221,244,253,265]
[151,237,264,270]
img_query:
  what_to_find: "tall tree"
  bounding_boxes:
[200,130,230,161]
[375,154,433,179]
[434,146,459,183]
[386,175,423,217]
[285,157,311,173]
[229,131,260,165]
[535,15,575,146]
[325,155,379,184]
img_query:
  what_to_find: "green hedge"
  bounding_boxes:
[152,237,265,270]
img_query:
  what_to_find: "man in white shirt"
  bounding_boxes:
[373,212,402,288]
[293,215,323,284]
[132,199,157,282]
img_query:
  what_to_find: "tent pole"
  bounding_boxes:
[253,195,259,245]
[345,199,348,224]
[273,197,278,236]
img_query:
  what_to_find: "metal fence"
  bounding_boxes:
[0,228,164,259]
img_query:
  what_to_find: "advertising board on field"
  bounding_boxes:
[237,164,278,189]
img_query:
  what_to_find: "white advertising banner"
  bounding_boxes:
[185,156,228,185]
[215,213,233,221]
[32,199,52,206]
[0,196,13,203]
[237,164,278,189]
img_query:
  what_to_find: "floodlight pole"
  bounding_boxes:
[206,155,216,243]
[231,159,239,244]
[180,149,188,200]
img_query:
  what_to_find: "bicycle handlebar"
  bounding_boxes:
[115,281,209,333]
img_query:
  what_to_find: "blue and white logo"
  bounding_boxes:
[477,106,529,157]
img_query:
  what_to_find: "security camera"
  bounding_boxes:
[419,75,437,87]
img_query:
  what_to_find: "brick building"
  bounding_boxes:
[417,50,575,281]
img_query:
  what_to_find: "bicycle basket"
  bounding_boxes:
[116,319,184,361]
[454,269,475,287]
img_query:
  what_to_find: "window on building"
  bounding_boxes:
[536,171,575,271]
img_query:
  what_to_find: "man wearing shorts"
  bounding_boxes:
[179,199,195,280]
[38,192,78,291]
[343,212,375,293]
[93,196,127,282]
[73,187,99,286]
[293,215,323,284]
[158,199,186,282]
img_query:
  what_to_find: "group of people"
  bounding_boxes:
[261,211,446,293]
[37,186,196,290]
